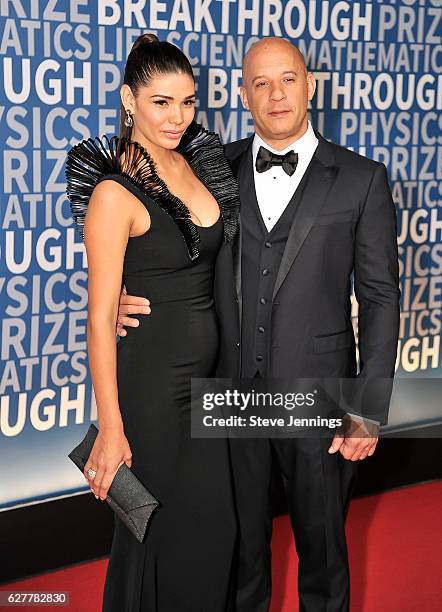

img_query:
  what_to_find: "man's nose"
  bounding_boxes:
[269,85,285,101]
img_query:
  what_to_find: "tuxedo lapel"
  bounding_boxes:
[272,140,338,300]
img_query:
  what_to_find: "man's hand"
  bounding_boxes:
[328,414,379,461]
[116,285,151,337]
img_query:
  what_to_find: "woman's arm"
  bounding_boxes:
[82,179,142,500]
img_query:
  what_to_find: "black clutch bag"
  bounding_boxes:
[68,424,159,543]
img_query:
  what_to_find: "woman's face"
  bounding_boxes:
[121,72,196,151]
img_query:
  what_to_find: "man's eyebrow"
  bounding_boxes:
[251,71,298,84]
[149,94,196,100]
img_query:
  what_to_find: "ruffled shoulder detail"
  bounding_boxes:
[65,121,240,260]
[177,121,240,244]
[65,135,200,259]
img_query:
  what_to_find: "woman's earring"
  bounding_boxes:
[124,109,133,128]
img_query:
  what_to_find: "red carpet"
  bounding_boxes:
[2,481,441,611]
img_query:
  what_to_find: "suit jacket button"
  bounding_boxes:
[236,341,240,347]
[256,355,263,362]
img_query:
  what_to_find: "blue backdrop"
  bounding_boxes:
[0,0,441,509]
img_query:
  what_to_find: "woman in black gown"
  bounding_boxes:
[65,34,239,611]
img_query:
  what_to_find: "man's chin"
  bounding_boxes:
[261,125,300,140]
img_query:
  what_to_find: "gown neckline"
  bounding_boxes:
[65,121,240,260]
[120,134,221,232]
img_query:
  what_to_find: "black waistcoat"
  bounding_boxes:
[240,160,312,377]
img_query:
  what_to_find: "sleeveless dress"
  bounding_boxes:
[65,122,240,612]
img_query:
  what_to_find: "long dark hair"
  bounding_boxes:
[119,33,195,140]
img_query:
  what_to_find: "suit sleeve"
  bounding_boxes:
[352,163,401,424]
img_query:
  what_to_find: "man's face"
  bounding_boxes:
[240,41,316,147]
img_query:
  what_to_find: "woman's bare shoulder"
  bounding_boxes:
[89,179,138,214]
[91,178,131,199]
[87,179,150,238]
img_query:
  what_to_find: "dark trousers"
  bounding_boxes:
[229,434,357,612]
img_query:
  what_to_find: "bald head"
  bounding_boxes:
[243,38,308,85]
[239,37,316,150]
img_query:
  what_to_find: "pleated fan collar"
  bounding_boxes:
[65,121,240,260]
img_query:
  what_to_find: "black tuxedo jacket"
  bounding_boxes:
[215,131,400,424]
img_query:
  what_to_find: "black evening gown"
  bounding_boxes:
[65,122,240,612]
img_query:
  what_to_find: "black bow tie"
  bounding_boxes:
[255,146,299,176]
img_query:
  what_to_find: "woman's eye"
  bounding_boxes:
[154,100,167,106]
[184,100,196,106]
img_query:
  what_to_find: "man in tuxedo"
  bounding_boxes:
[117,38,400,612]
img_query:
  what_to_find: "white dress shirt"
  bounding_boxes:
[252,120,318,232]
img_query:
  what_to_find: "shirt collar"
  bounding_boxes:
[252,120,318,162]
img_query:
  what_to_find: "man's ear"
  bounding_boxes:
[306,73,316,102]
[239,86,250,110]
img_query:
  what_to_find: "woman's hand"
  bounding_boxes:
[84,427,132,500]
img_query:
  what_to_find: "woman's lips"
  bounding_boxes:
[163,131,184,139]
